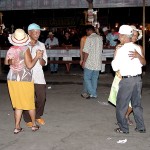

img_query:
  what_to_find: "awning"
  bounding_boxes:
[0,0,149,10]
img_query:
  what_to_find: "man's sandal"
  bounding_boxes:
[14,128,23,134]
[32,125,40,132]
[114,128,129,134]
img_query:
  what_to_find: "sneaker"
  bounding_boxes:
[26,122,33,128]
[36,118,45,125]
[90,95,97,99]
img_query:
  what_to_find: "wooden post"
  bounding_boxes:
[0,12,3,35]
[143,0,145,54]
[89,2,93,9]
[0,12,3,74]
[86,0,93,9]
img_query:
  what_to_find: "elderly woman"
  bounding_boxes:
[5,29,43,134]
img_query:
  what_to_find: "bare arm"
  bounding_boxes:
[24,49,43,69]
[39,58,46,66]
[82,52,89,68]
[80,37,85,65]
[128,48,146,66]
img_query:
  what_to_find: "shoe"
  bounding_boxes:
[51,71,54,74]
[26,122,33,128]
[14,128,23,134]
[135,128,146,133]
[90,95,97,99]
[54,71,58,73]
[100,72,106,74]
[114,128,129,134]
[81,93,90,99]
[32,125,40,132]
[36,118,45,125]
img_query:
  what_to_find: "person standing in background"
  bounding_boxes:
[82,25,103,99]
[80,27,89,98]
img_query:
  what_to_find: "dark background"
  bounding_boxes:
[1,7,150,28]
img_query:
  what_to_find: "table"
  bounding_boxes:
[46,47,114,58]
[0,47,114,73]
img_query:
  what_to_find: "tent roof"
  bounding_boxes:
[0,0,149,10]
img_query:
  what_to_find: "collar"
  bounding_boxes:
[28,41,40,47]
[90,33,96,36]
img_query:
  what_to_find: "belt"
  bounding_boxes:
[122,74,141,78]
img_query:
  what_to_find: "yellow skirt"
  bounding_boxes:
[8,80,35,110]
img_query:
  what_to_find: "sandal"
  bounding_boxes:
[32,125,40,132]
[14,128,23,134]
[114,128,129,134]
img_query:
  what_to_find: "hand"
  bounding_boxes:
[36,50,43,59]
[66,46,69,51]
[82,61,85,68]
[79,60,83,66]
[8,59,14,65]
[128,50,140,60]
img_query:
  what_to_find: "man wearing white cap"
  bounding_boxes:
[112,25,146,134]
[23,23,47,127]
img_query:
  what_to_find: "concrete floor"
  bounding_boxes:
[0,65,150,150]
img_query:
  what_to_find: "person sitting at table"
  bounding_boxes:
[45,32,59,73]
[106,28,119,48]
[61,31,73,72]
[102,27,109,47]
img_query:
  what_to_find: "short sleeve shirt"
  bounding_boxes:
[6,46,32,81]
[83,33,103,70]
[28,41,47,84]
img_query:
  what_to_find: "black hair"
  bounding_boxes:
[85,25,95,32]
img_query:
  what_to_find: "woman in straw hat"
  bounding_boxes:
[5,29,43,134]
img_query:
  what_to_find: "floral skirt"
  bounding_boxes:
[8,80,35,110]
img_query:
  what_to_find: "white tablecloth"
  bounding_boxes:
[0,48,114,58]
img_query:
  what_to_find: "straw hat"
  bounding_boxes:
[130,25,142,40]
[8,29,30,46]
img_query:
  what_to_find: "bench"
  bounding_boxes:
[48,60,112,73]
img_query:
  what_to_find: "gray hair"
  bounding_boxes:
[126,34,133,39]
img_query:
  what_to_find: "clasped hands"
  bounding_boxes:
[36,50,43,59]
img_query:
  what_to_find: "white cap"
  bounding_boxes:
[49,32,54,35]
[118,25,133,35]
[102,27,108,32]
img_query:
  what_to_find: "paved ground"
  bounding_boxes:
[0,64,150,150]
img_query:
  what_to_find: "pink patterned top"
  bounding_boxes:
[6,46,32,82]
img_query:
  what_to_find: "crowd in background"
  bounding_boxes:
[1,25,150,63]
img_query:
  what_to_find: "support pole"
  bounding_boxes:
[143,0,145,54]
